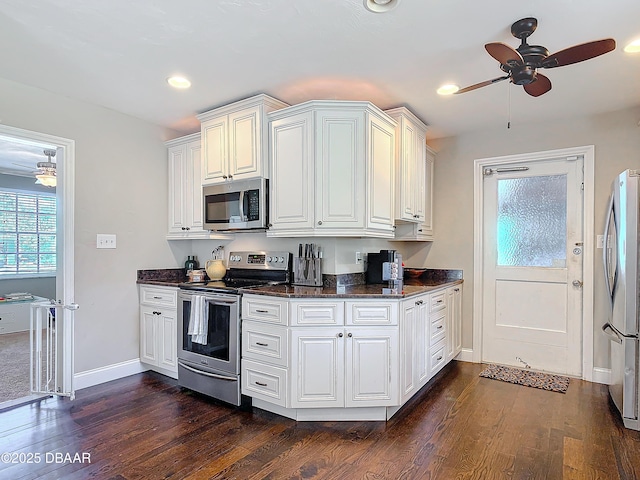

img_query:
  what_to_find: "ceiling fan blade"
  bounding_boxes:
[542,38,616,68]
[485,42,523,66]
[523,73,552,97]
[455,76,510,94]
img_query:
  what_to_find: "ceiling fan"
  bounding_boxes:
[455,17,616,97]
[12,149,57,186]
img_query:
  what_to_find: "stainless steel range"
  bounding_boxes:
[177,250,291,406]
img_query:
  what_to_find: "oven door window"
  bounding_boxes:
[182,299,235,362]
[205,191,241,224]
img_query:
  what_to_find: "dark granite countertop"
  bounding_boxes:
[137,268,186,287]
[238,278,463,299]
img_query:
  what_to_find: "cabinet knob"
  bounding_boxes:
[347,332,352,338]
[418,229,423,233]
[228,175,233,179]
[318,221,323,226]
[337,332,343,338]
[454,288,460,292]
[222,175,228,179]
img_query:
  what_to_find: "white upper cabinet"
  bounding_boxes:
[166,133,208,239]
[268,100,396,238]
[393,145,435,241]
[385,107,428,224]
[197,94,288,185]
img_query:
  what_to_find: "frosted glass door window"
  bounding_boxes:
[497,175,567,267]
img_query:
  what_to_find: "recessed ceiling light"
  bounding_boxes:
[437,84,460,95]
[624,39,640,53]
[167,76,191,89]
[363,0,400,13]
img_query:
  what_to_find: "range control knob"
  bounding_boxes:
[266,256,273,263]
[278,256,285,263]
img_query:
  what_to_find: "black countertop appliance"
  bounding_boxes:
[366,249,403,284]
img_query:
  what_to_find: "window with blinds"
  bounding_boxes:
[0,189,56,276]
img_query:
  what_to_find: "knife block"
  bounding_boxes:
[293,257,323,287]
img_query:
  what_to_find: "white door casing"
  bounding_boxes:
[473,146,595,381]
[0,124,76,398]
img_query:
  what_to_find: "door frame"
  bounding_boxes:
[472,145,595,381]
[0,123,75,393]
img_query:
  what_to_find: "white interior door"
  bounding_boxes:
[482,156,583,375]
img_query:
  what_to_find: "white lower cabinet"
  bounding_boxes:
[241,286,460,420]
[446,285,463,362]
[290,326,398,408]
[139,286,178,378]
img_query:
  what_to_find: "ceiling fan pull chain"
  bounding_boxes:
[507,82,512,129]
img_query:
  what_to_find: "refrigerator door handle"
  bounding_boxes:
[602,322,623,344]
[602,193,616,308]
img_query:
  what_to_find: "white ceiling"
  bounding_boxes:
[0,0,639,171]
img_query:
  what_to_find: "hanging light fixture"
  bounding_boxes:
[35,149,57,187]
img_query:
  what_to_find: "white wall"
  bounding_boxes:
[0,77,191,373]
[404,106,640,369]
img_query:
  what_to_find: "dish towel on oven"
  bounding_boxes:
[187,295,209,345]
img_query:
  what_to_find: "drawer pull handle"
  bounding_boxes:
[454,288,460,292]
[255,342,269,347]
[437,356,443,361]
[152,296,162,299]
[436,300,443,304]
[255,381,267,387]
[437,325,443,329]
[255,309,269,314]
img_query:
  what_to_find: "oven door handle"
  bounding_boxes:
[178,360,237,381]
[207,299,239,307]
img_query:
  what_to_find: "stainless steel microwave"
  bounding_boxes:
[203,178,268,231]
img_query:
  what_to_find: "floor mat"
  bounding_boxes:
[479,364,570,393]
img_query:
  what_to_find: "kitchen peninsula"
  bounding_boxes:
[239,269,462,421]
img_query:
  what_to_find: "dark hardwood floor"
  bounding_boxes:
[1,361,639,479]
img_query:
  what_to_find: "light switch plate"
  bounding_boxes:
[97,234,117,249]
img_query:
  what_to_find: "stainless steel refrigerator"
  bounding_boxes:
[602,169,640,430]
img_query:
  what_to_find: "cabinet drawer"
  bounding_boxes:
[290,300,344,326]
[140,286,177,308]
[430,340,446,376]
[242,322,288,367]
[242,359,287,407]
[346,301,397,325]
[242,295,288,325]
[430,292,446,312]
[429,314,446,346]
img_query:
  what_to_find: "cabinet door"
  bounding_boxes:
[140,306,158,366]
[269,111,315,233]
[367,114,396,234]
[345,327,398,407]
[202,115,228,184]
[315,110,365,230]
[416,299,430,386]
[158,311,177,372]
[447,286,462,361]
[422,147,435,238]
[228,106,261,180]
[398,120,417,221]
[186,140,204,233]
[167,144,187,235]
[399,299,416,403]
[290,328,344,408]
[413,129,427,222]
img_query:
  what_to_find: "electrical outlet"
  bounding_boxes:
[355,251,362,264]
[97,234,117,249]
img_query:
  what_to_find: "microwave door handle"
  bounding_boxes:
[239,190,245,222]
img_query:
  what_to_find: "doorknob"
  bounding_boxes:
[572,280,583,288]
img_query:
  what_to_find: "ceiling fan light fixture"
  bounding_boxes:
[363,0,400,13]
[437,84,460,95]
[35,172,56,187]
[624,39,640,53]
[167,76,191,89]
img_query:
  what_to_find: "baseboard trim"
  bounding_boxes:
[74,359,147,390]
[591,367,611,385]
[455,348,474,363]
